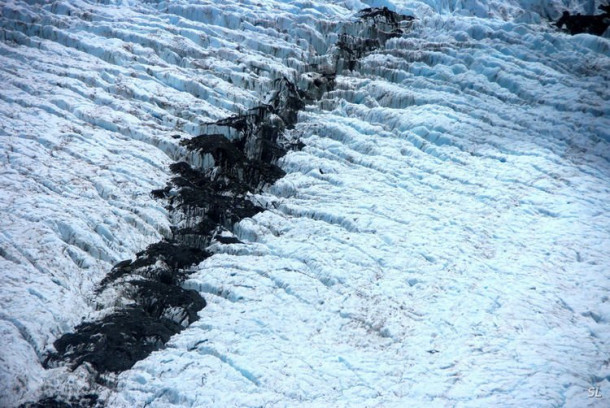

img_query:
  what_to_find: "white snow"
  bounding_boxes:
[1,0,609,407]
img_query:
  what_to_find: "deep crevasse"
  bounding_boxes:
[1,0,609,407]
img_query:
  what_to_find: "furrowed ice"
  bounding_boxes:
[0,1,608,407]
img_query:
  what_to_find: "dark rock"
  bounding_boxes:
[45,307,182,373]
[181,135,286,191]
[150,186,170,199]
[556,10,610,36]
[128,279,205,327]
[183,134,246,170]
[20,394,100,408]
[132,241,210,271]
[99,240,210,288]
[214,235,242,245]
[358,6,414,25]
[335,8,413,74]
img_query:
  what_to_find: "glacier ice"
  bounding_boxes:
[1,0,610,407]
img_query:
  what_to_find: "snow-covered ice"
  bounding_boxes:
[1,0,609,407]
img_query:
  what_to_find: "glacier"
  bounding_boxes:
[1,0,609,407]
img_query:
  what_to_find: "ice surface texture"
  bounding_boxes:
[39,6,411,398]
[42,74,308,387]
[1,0,610,407]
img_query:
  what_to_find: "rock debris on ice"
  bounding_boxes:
[1,1,609,407]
